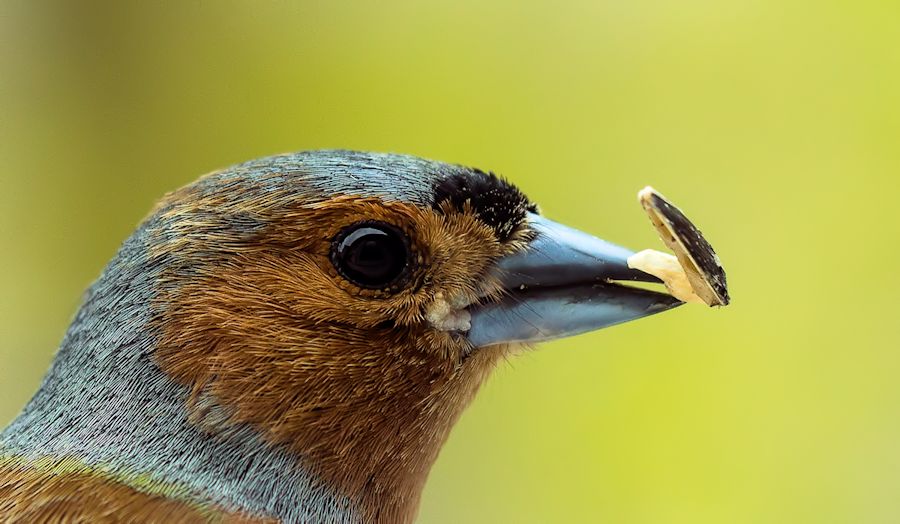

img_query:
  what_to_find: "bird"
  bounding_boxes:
[0,150,682,523]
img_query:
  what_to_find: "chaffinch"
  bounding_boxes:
[0,150,685,523]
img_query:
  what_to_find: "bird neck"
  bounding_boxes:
[0,226,359,522]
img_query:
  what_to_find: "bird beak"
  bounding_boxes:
[466,213,683,347]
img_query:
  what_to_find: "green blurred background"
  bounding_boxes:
[1,1,898,522]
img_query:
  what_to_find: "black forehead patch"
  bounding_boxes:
[432,168,537,240]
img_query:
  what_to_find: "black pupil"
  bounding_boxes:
[334,225,408,288]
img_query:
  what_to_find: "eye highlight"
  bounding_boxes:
[330,221,411,290]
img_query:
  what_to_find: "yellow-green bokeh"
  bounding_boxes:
[1,1,898,522]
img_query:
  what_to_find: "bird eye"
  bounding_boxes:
[330,221,410,290]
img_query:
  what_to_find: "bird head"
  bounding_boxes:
[5,150,681,522]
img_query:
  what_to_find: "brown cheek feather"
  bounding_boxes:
[149,191,515,522]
